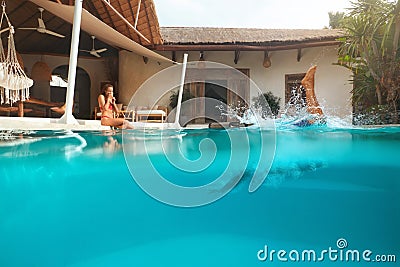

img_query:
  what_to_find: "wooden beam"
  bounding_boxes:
[199,51,204,61]
[99,0,150,43]
[18,101,24,117]
[25,98,63,107]
[13,10,42,48]
[297,48,302,62]
[98,0,118,30]
[6,1,26,17]
[114,0,135,41]
[154,40,341,52]
[127,0,137,28]
[0,106,32,114]
[85,0,102,19]
[142,0,154,44]
[135,0,142,28]
[234,50,240,64]
[171,51,176,62]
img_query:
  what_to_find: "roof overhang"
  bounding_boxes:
[154,40,341,52]
[30,0,173,63]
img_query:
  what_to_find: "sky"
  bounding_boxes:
[154,0,352,29]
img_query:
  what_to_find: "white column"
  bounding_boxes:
[174,53,188,125]
[58,0,83,125]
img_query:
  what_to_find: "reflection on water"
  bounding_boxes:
[103,136,121,155]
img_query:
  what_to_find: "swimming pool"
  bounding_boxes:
[0,126,399,266]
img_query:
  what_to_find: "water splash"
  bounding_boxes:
[220,84,356,130]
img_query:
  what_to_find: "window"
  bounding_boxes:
[285,73,306,107]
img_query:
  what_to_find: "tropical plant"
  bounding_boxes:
[328,11,346,29]
[338,0,400,123]
[169,88,195,109]
[252,91,281,117]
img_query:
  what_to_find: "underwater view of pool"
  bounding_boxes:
[0,125,399,266]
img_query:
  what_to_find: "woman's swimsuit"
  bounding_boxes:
[101,103,114,119]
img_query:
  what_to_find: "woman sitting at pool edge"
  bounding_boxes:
[98,84,133,129]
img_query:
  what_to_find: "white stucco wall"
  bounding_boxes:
[119,46,352,119]
[118,50,174,108]
[21,54,109,113]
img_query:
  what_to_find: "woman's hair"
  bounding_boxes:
[101,83,113,95]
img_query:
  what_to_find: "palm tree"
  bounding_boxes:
[328,11,345,29]
[338,0,400,123]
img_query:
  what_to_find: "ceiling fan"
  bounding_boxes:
[80,36,107,58]
[18,7,65,38]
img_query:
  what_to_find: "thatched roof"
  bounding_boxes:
[161,27,342,44]
[4,0,162,56]
[157,27,343,51]
[82,0,162,45]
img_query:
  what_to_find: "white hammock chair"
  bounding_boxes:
[0,2,33,104]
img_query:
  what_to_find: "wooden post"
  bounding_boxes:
[18,101,24,117]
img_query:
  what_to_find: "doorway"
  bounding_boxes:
[51,65,91,119]
[184,68,250,124]
[205,80,228,122]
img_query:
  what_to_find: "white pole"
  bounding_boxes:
[59,0,83,125]
[174,53,188,125]
[134,0,141,28]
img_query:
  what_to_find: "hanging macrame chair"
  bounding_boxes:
[16,51,24,71]
[0,1,33,104]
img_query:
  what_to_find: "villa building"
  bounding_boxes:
[120,27,353,120]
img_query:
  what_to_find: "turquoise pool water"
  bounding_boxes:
[0,126,399,266]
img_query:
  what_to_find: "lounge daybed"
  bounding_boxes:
[135,106,167,123]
